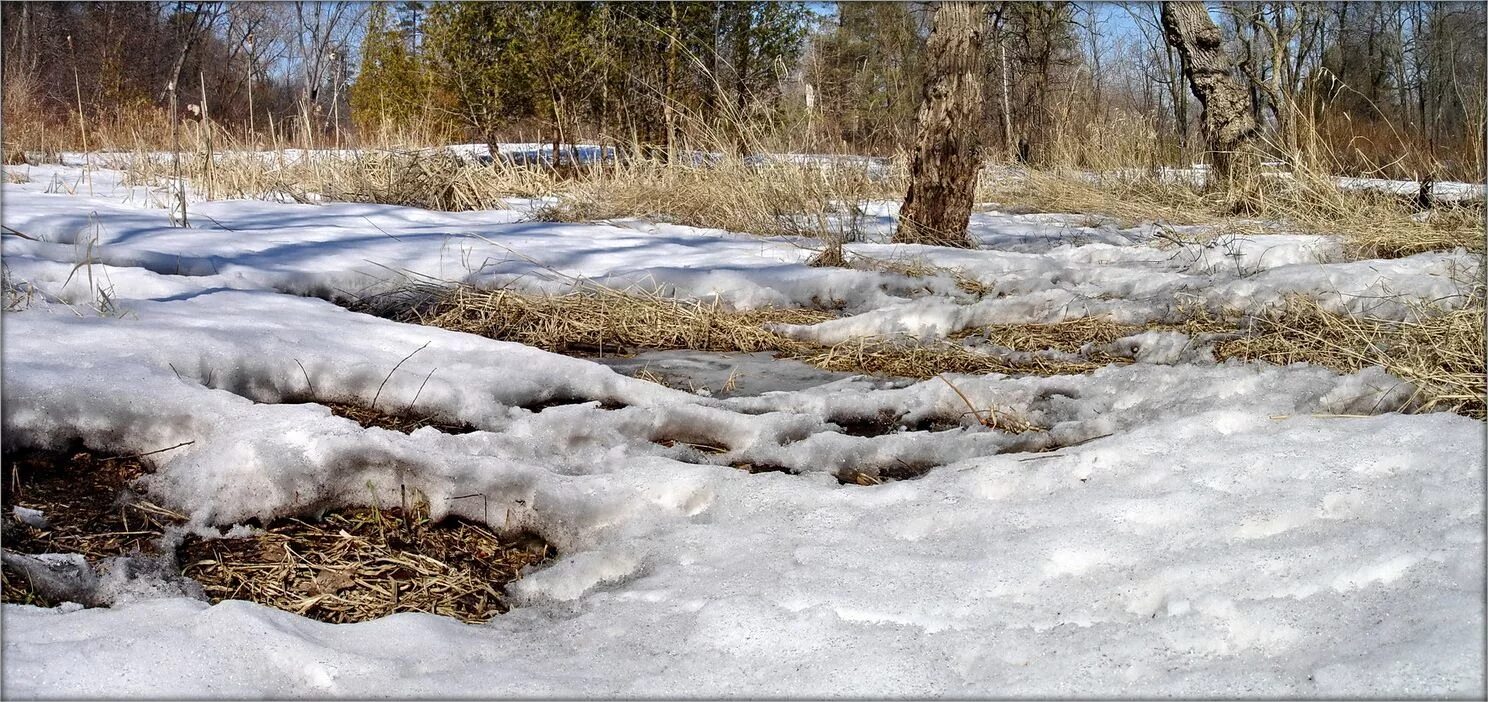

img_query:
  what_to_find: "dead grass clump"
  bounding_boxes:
[1217,295,1485,417]
[320,151,513,211]
[400,283,833,357]
[534,155,898,239]
[973,317,1140,356]
[375,281,1481,419]
[384,282,1129,380]
[848,253,991,296]
[1342,202,1484,259]
[983,169,1222,228]
[2,446,185,605]
[803,335,1106,379]
[986,167,1483,260]
[179,498,552,625]
[122,133,899,240]
[1,68,64,165]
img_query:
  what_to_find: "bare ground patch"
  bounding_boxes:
[314,400,478,435]
[180,500,552,625]
[2,446,183,606]
[1,446,556,623]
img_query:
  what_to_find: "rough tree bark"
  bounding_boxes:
[894,1,987,248]
[1160,1,1260,182]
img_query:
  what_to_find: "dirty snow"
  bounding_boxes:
[1,159,1483,698]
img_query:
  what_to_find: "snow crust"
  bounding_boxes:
[1,160,1482,698]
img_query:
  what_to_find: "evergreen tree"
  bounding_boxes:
[809,2,925,152]
[350,2,426,136]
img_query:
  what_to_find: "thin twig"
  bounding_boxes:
[104,440,195,462]
[294,358,317,399]
[404,367,438,414]
[371,341,431,410]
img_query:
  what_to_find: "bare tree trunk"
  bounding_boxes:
[1161,1,1260,182]
[663,0,679,160]
[160,2,215,103]
[996,19,1014,156]
[732,2,753,155]
[894,1,986,248]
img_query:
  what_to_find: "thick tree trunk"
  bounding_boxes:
[894,1,986,248]
[1160,1,1260,182]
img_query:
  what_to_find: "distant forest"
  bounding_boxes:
[3,2,1484,179]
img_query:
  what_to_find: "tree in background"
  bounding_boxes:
[994,1,1079,163]
[717,1,810,150]
[807,1,925,153]
[423,3,534,148]
[1160,0,1260,182]
[895,1,987,248]
[350,3,426,137]
[423,2,600,158]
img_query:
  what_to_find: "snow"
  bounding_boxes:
[1,159,1483,698]
[1337,176,1486,204]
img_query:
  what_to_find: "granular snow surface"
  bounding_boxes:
[1,158,1482,698]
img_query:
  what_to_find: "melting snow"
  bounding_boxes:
[1,158,1482,697]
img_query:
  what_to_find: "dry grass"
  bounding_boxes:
[89,105,1477,261]
[847,253,991,296]
[985,166,1483,260]
[316,151,516,211]
[122,142,525,212]
[2,69,65,164]
[180,497,551,625]
[803,335,1104,378]
[375,280,1483,419]
[115,134,901,241]
[541,155,900,238]
[1216,295,1485,417]
[381,282,833,357]
[2,439,548,623]
[974,317,1140,355]
[2,447,182,563]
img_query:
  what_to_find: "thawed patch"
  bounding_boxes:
[180,500,553,625]
[1,445,186,607]
[0,444,556,624]
[521,397,629,414]
[310,400,478,435]
[827,408,966,437]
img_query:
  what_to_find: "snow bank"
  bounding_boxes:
[2,161,1481,698]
